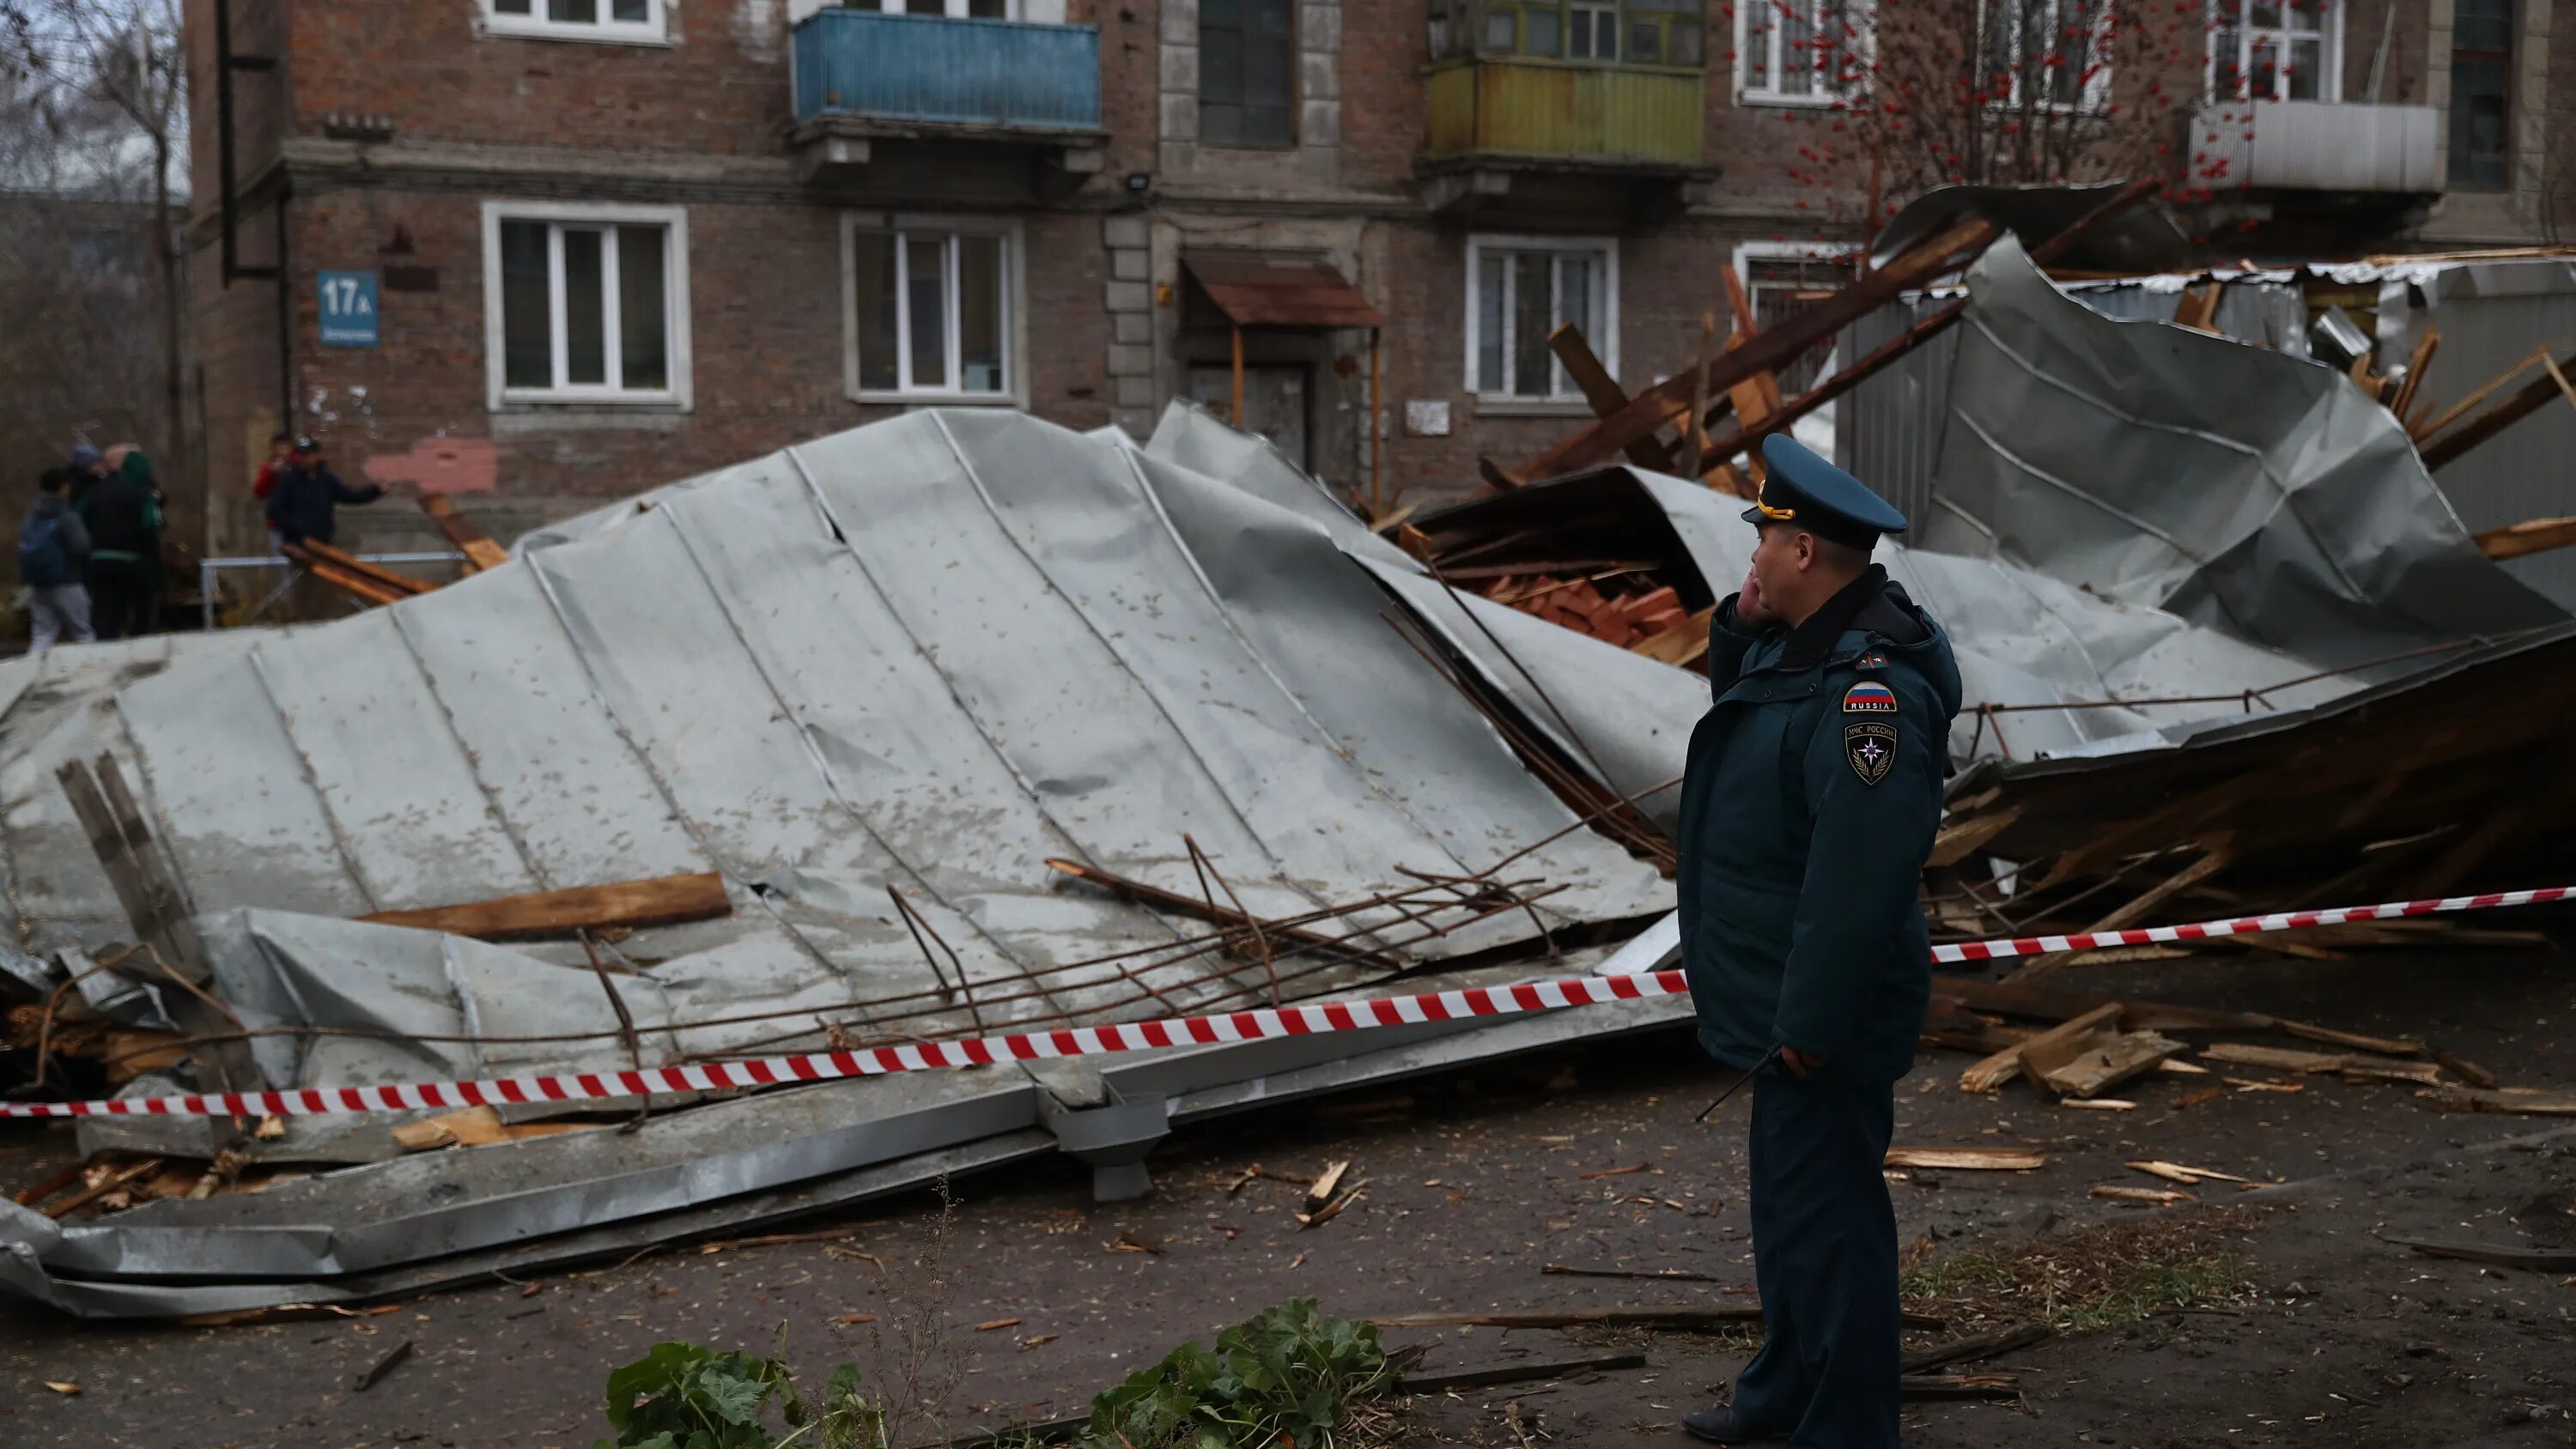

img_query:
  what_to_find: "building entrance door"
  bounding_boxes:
[1188,365,1309,468]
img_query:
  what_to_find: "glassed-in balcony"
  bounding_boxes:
[789,9,1104,185]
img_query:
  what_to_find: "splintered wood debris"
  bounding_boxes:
[1884,1148,2045,1172]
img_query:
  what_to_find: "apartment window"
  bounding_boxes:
[1741,0,1863,103]
[1441,2,1704,64]
[836,0,1012,15]
[482,203,690,409]
[1466,235,1618,403]
[1200,0,1296,148]
[1735,243,1857,392]
[484,0,666,43]
[845,217,1020,402]
[2449,0,2512,189]
[2210,0,2339,102]
[1983,0,2113,111]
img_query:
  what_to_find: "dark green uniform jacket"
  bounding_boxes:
[1677,566,1963,1084]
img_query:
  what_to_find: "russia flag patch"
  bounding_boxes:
[1842,682,1899,714]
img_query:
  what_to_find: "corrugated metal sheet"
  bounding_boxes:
[2392,267,2576,608]
[1423,59,1702,165]
[791,10,1100,130]
[1837,276,2309,525]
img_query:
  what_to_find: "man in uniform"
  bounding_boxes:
[1676,433,1962,1446]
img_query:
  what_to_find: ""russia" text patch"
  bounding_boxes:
[1842,681,1899,714]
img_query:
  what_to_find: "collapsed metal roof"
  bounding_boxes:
[0,408,1700,1317]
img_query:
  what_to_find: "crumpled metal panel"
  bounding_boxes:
[0,409,1694,1316]
[1922,238,2568,663]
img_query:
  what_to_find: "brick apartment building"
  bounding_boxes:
[181,0,2573,558]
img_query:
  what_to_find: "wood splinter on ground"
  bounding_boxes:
[2091,1184,2196,1206]
[2127,1161,2252,1186]
[1883,1148,2045,1172]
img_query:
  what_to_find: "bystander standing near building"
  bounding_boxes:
[17,469,96,653]
[79,449,165,640]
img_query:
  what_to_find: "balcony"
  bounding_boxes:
[2192,100,2439,193]
[788,10,1105,190]
[1418,56,1714,219]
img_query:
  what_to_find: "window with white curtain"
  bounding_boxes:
[1466,235,1618,403]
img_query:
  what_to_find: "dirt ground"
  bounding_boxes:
[3,943,2573,1448]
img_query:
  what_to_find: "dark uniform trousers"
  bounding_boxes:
[1731,1074,1900,1446]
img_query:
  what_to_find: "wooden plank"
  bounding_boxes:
[420,494,513,574]
[2418,347,2576,470]
[1883,1147,2044,1171]
[2278,1021,2425,1057]
[2474,514,2576,561]
[1901,1324,2050,1375]
[57,757,258,1094]
[282,539,436,597]
[1927,805,2022,869]
[2006,843,2231,982]
[2409,344,2548,442]
[1518,218,1997,481]
[2024,1026,2185,1100]
[2341,1061,2445,1087]
[2386,1237,2576,1272]
[2198,1042,2353,1074]
[359,871,732,943]
[299,559,407,609]
[1689,178,2163,479]
[2422,1086,2576,1117]
[1374,1306,1950,1333]
[1683,309,1718,477]
[1547,323,1674,470]
[1396,1351,1649,1395]
[1959,1002,2119,1094]
[2386,326,2439,421]
[44,1158,162,1219]
[2172,281,2223,332]
[1932,978,2273,1034]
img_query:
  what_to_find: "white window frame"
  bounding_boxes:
[1736,0,1873,107]
[480,200,693,411]
[841,213,1030,407]
[2205,0,2344,102]
[1732,239,1862,390]
[800,0,1068,19]
[1463,233,1620,406]
[1978,0,2116,114]
[482,0,671,45]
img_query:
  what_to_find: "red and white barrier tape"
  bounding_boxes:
[4,885,2566,1121]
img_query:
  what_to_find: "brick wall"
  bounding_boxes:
[265,187,1109,554]
[286,0,793,156]
[1367,217,1790,506]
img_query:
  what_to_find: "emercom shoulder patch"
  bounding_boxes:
[1845,721,1897,786]
[1842,681,1899,714]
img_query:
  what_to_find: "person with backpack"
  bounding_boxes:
[19,469,96,652]
[78,448,164,640]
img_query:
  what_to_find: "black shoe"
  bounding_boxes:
[1680,1406,1779,1443]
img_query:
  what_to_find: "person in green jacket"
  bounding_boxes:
[1675,433,1963,1447]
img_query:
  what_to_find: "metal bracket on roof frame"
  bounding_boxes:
[1030,1062,1170,1204]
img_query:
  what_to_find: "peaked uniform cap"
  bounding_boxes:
[1743,434,1910,549]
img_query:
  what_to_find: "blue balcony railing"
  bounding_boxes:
[791,10,1101,132]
